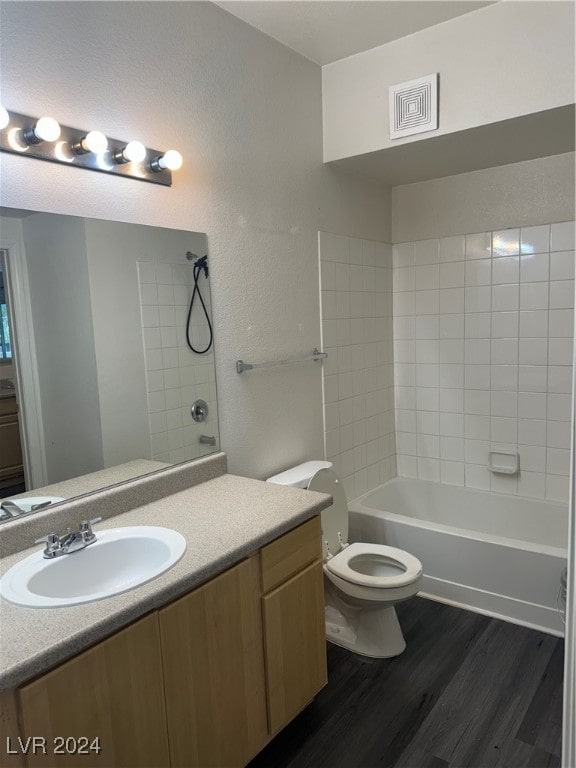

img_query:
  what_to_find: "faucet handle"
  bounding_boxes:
[80,516,102,530]
[80,517,102,541]
[35,532,62,557]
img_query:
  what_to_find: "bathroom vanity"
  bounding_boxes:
[0,454,331,767]
[0,394,23,485]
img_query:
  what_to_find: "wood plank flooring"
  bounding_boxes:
[248,597,563,768]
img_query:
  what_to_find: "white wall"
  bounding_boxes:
[0,1,391,480]
[21,214,104,483]
[319,232,396,502]
[323,1,575,162]
[392,154,576,243]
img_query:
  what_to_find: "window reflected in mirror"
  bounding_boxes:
[0,264,12,360]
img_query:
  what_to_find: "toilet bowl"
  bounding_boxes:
[267,461,422,658]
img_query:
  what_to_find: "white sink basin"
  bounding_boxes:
[0,526,187,608]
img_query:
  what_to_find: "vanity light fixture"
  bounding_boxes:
[22,116,61,145]
[72,130,108,155]
[0,106,9,130]
[0,109,182,186]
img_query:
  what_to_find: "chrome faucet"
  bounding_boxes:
[35,517,102,559]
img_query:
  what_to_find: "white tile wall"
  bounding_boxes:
[138,261,218,463]
[319,232,396,502]
[393,221,574,503]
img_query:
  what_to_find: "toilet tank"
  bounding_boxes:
[267,461,333,489]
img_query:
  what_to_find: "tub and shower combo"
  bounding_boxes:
[349,478,568,636]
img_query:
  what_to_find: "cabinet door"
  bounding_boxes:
[18,613,170,768]
[159,556,268,768]
[262,559,327,734]
[0,416,23,480]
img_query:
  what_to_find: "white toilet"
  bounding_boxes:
[267,461,423,658]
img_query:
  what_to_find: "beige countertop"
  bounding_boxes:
[8,459,170,506]
[0,472,331,691]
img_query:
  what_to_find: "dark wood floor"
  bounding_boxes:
[249,597,564,768]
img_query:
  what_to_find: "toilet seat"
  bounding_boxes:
[326,542,422,588]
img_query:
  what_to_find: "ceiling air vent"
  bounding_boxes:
[389,73,438,140]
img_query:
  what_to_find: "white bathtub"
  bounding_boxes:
[349,478,569,636]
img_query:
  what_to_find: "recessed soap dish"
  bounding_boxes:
[488,451,519,475]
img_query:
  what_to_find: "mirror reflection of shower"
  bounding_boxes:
[0,249,26,499]
[136,243,219,466]
[185,251,213,354]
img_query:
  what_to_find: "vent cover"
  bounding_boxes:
[389,73,438,140]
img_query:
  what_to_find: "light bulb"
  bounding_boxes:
[114,140,146,164]
[80,130,108,154]
[123,141,146,163]
[152,149,183,172]
[72,130,108,155]
[23,116,61,144]
[0,106,9,130]
[33,116,61,142]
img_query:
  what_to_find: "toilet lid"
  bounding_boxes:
[308,468,349,559]
[326,542,422,588]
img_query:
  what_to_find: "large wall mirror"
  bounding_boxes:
[0,208,219,521]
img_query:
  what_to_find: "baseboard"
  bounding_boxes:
[419,574,565,637]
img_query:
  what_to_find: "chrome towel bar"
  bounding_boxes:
[236,348,327,374]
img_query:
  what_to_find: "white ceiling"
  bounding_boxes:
[214,1,496,65]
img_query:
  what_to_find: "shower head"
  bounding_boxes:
[195,254,208,278]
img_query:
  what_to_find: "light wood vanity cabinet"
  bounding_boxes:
[159,555,268,768]
[260,518,327,734]
[0,396,24,482]
[1,516,327,768]
[14,614,171,768]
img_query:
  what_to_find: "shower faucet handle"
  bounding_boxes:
[191,399,209,423]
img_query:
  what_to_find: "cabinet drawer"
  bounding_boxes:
[260,516,321,593]
[0,396,17,417]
